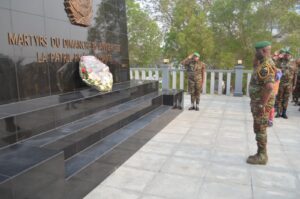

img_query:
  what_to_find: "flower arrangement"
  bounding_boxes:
[79,56,113,92]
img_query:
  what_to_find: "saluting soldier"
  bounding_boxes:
[181,52,206,111]
[247,41,276,165]
[275,48,295,119]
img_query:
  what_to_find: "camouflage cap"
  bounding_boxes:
[193,52,200,57]
[255,41,271,49]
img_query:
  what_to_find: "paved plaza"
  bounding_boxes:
[84,95,300,199]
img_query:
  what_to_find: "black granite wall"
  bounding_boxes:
[0,0,129,105]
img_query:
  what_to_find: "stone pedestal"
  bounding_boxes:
[234,65,244,96]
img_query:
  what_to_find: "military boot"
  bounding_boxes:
[188,104,195,110]
[195,104,199,111]
[188,106,195,110]
[275,111,281,118]
[281,109,288,119]
[246,148,268,165]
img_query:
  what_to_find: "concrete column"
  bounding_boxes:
[130,69,133,80]
[226,72,231,96]
[148,70,153,80]
[142,70,146,80]
[172,71,177,89]
[210,72,215,95]
[246,73,252,96]
[161,64,170,90]
[202,71,207,94]
[234,65,244,96]
[180,71,184,90]
[218,72,223,95]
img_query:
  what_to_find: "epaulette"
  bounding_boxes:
[256,60,275,80]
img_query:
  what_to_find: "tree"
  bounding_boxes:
[277,7,300,57]
[130,0,299,68]
[209,0,299,68]
[126,0,163,66]
[163,0,214,65]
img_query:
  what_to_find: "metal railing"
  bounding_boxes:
[130,66,253,96]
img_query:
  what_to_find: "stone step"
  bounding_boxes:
[0,80,158,148]
[22,92,162,160]
[65,105,170,178]
[63,107,182,199]
[0,145,65,199]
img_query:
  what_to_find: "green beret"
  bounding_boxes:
[194,52,200,57]
[280,47,291,54]
[255,41,272,49]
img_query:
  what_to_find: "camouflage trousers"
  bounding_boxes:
[293,84,300,103]
[276,84,291,113]
[188,79,202,104]
[250,99,274,153]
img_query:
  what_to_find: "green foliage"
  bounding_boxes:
[126,0,163,66]
[127,0,300,68]
[164,0,214,64]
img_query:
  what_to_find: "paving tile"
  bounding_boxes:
[140,195,166,199]
[251,168,299,192]
[151,133,185,144]
[165,120,194,128]
[191,121,220,130]
[181,134,215,147]
[160,126,190,135]
[124,151,168,172]
[198,181,252,199]
[83,95,300,199]
[211,148,247,165]
[188,128,217,136]
[84,186,140,199]
[174,145,212,160]
[218,125,246,133]
[140,141,176,155]
[145,173,201,199]
[216,139,248,152]
[253,186,300,199]
[161,157,208,178]
[205,162,251,185]
[103,167,156,192]
[267,154,294,170]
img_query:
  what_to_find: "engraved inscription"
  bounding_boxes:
[7,32,122,64]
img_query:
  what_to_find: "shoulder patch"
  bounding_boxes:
[258,67,268,78]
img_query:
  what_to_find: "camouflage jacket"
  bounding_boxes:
[182,59,205,81]
[297,68,300,83]
[276,60,294,86]
[249,57,275,106]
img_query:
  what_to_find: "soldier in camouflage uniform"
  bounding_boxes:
[293,58,300,107]
[247,41,275,165]
[275,48,295,119]
[181,52,206,111]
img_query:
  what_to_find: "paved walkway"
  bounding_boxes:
[84,95,300,199]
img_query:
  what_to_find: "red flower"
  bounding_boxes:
[81,67,87,73]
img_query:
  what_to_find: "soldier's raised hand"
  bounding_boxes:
[188,53,194,59]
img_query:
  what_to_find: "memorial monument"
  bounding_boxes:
[0,1,182,198]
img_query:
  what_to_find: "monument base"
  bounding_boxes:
[0,80,183,199]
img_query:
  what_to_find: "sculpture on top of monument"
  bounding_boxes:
[64,0,93,27]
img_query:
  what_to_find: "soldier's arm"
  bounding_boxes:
[261,82,274,107]
[180,54,194,66]
[259,60,275,110]
[202,63,206,83]
[292,64,297,89]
